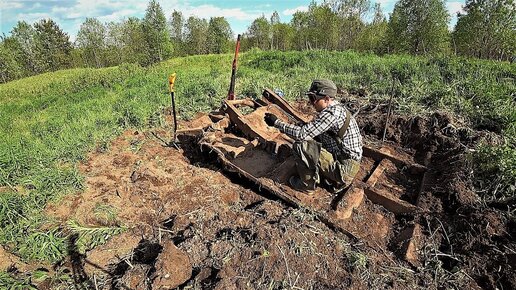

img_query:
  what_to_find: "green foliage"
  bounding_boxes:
[17,227,67,262]
[32,268,72,288]
[0,41,24,83]
[453,0,515,61]
[0,272,36,290]
[170,10,185,55]
[246,16,271,50]
[184,16,209,55]
[473,143,516,201]
[241,50,515,132]
[66,220,126,254]
[207,17,233,54]
[93,203,119,225]
[354,3,388,53]
[1,267,73,289]
[347,251,368,270]
[0,194,67,263]
[120,18,148,66]
[143,0,172,64]
[0,0,513,84]
[8,21,37,75]
[386,0,450,55]
[76,18,106,68]
[33,19,73,72]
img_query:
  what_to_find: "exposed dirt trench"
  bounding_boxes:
[37,99,515,290]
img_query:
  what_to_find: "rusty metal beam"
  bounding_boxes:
[334,187,364,220]
[200,141,299,205]
[364,187,418,214]
[365,159,389,188]
[223,100,269,143]
[200,141,360,241]
[393,224,422,266]
[262,88,310,124]
[226,98,257,108]
[363,146,426,174]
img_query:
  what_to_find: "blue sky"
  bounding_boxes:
[0,0,466,41]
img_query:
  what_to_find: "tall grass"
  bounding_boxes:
[242,50,515,136]
[0,50,514,271]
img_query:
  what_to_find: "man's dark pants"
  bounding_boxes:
[292,140,360,189]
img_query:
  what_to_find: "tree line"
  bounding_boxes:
[1,0,514,83]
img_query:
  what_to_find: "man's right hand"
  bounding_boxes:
[264,113,278,126]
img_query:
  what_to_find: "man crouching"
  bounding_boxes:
[264,79,362,194]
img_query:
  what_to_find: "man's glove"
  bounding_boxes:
[264,113,278,126]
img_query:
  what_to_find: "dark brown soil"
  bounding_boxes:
[7,97,512,290]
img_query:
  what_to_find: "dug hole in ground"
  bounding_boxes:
[38,91,515,290]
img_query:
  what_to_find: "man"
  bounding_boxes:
[264,79,362,193]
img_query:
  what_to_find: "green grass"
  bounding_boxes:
[0,50,514,276]
[66,219,126,254]
[0,271,36,290]
[93,203,119,225]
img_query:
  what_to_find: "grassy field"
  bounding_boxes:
[0,50,514,286]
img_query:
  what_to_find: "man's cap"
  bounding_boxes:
[305,79,337,99]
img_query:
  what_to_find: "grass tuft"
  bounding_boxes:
[66,220,126,254]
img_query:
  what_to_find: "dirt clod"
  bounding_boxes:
[119,264,151,290]
[152,241,192,289]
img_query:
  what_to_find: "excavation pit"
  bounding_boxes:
[193,89,429,261]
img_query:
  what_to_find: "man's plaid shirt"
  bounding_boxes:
[274,102,363,161]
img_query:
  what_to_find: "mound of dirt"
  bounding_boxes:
[27,99,513,289]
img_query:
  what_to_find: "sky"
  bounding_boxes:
[0,0,466,42]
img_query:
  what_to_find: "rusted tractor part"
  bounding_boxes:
[191,89,429,264]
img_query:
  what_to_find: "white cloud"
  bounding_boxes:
[179,4,259,21]
[0,1,24,10]
[97,8,139,23]
[375,0,396,4]
[283,6,308,16]
[51,0,135,19]
[446,2,464,16]
[15,12,52,23]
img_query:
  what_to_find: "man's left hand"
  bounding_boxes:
[264,113,278,126]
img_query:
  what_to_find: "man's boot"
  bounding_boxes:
[289,175,315,194]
